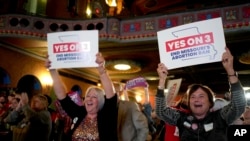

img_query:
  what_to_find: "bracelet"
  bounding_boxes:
[98,68,106,75]
[158,86,164,90]
[228,71,238,77]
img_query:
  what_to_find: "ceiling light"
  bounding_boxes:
[105,0,117,7]
[239,52,250,64]
[114,64,131,70]
[86,0,92,18]
[105,59,141,73]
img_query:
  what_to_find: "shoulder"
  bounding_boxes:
[123,101,138,106]
[118,101,138,109]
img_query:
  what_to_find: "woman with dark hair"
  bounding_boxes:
[155,47,246,141]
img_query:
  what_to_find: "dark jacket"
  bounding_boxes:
[155,81,246,141]
[59,94,118,141]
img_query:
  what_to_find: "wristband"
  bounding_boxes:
[158,86,164,90]
[228,71,238,77]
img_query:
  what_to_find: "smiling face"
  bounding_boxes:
[84,89,100,114]
[189,88,211,119]
[187,84,214,119]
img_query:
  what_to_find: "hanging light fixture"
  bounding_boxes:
[86,0,92,18]
[114,64,131,70]
[105,0,117,7]
[105,59,141,73]
[105,0,123,15]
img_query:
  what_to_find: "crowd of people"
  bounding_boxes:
[0,47,249,141]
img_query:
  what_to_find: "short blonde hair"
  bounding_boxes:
[32,94,48,110]
[85,86,105,110]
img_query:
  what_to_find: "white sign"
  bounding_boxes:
[47,30,99,69]
[165,78,182,106]
[157,17,226,70]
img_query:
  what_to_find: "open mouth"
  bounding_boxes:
[194,104,202,108]
[86,102,93,106]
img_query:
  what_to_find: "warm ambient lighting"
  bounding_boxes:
[114,64,131,70]
[105,59,141,73]
[105,0,117,7]
[244,87,250,99]
[41,75,53,93]
[105,0,123,15]
[135,95,142,103]
[239,52,250,64]
[86,0,92,18]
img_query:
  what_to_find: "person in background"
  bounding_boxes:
[5,94,16,109]
[0,94,8,130]
[155,47,246,141]
[0,96,21,141]
[45,53,118,141]
[114,82,149,141]
[0,94,7,116]
[151,113,165,141]
[44,94,59,141]
[4,97,21,125]
[142,84,156,141]
[232,105,250,125]
[163,94,189,141]
[210,98,229,112]
[9,92,52,141]
[242,106,250,125]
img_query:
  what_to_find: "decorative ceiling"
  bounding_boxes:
[0,0,250,97]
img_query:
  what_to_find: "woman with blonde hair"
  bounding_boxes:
[45,53,118,141]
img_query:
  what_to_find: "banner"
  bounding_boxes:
[124,76,148,90]
[165,78,182,106]
[157,17,226,70]
[47,30,99,69]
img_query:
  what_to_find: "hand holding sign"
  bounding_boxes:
[47,30,99,69]
[157,17,226,70]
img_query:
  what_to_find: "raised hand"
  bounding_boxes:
[45,55,52,69]
[222,47,234,74]
[157,63,168,80]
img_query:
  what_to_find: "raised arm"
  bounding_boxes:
[95,53,115,99]
[155,63,180,125]
[157,63,168,90]
[220,47,246,124]
[222,47,239,84]
[45,57,67,100]
[144,83,150,104]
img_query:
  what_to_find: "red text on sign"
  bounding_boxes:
[165,32,214,52]
[53,42,82,53]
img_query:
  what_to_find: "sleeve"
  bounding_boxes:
[22,105,51,127]
[102,94,118,109]
[4,110,22,124]
[59,95,86,118]
[97,94,118,141]
[220,81,246,124]
[143,103,154,124]
[155,89,181,125]
[131,102,149,141]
